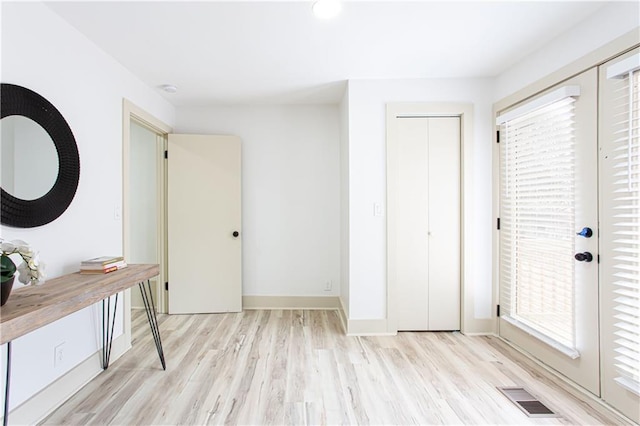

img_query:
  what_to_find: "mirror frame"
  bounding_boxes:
[1,83,80,228]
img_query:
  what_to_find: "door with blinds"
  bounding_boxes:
[599,48,640,423]
[497,68,600,394]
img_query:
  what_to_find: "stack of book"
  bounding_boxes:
[80,256,128,274]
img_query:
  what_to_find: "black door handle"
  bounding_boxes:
[232,231,239,238]
[574,252,593,262]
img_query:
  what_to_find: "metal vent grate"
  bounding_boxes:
[497,387,559,418]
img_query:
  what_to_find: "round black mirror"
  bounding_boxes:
[1,83,80,228]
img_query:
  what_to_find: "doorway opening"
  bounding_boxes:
[122,100,172,342]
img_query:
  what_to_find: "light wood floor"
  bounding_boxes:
[42,310,623,425]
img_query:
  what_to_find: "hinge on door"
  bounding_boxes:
[597,254,600,264]
[497,305,501,317]
[497,218,501,230]
[496,130,500,143]
[165,282,169,291]
[164,150,168,159]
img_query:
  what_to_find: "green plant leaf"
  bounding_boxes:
[1,255,17,281]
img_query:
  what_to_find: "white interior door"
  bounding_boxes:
[168,134,242,314]
[390,116,461,331]
[498,69,600,395]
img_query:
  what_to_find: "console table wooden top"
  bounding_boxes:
[0,264,159,345]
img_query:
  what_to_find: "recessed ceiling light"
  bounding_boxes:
[313,0,342,19]
[160,84,178,93]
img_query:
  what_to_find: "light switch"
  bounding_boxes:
[374,203,383,217]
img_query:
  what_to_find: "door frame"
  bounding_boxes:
[386,102,476,334]
[122,99,172,343]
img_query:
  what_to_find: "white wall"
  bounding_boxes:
[175,105,341,297]
[1,2,175,412]
[494,1,640,102]
[345,78,494,331]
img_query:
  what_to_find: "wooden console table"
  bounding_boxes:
[0,264,166,426]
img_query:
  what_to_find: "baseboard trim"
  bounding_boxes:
[461,332,495,336]
[346,318,394,336]
[462,317,495,335]
[6,334,130,425]
[496,336,635,426]
[337,297,394,335]
[242,295,340,310]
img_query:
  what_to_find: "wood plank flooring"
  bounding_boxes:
[41,310,623,425]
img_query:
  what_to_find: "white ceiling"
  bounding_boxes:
[46,1,609,106]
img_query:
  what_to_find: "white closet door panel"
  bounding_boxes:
[392,116,461,331]
[428,117,461,330]
[395,118,430,330]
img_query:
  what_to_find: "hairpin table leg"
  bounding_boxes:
[139,280,166,370]
[3,341,11,426]
[102,294,118,369]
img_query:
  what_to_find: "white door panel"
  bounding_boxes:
[427,118,461,331]
[395,118,430,330]
[391,116,461,331]
[498,68,600,395]
[168,134,242,314]
[598,48,640,423]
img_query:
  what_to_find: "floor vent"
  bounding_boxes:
[497,387,559,418]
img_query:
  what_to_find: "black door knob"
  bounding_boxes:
[232,231,239,238]
[576,227,593,238]
[574,252,593,262]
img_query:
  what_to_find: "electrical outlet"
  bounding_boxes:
[324,281,333,292]
[54,342,66,368]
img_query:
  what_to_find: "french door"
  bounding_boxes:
[599,48,640,423]
[498,68,600,395]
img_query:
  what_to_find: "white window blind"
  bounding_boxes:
[607,64,640,396]
[499,90,579,356]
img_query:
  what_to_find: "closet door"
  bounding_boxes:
[389,116,461,331]
[599,48,640,423]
